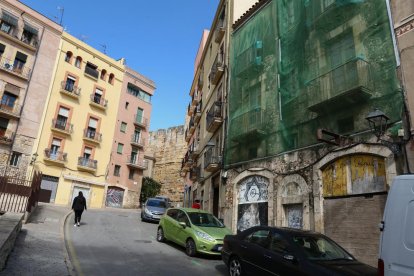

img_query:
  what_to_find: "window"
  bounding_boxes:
[108,73,114,84]
[125,102,129,109]
[13,52,27,73]
[114,165,121,176]
[136,108,144,124]
[21,24,38,47]
[0,117,9,137]
[133,128,141,143]
[74,56,82,68]
[93,87,103,104]
[56,106,69,130]
[120,122,127,133]
[10,152,21,167]
[0,11,17,35]
[85,62,99,79]
[0,43,5,56]
[128,169,135,180]
[127,83,152,103]
[117,143,124,154]
[167,209,178,219]
[177,211,190,226]
[50,138,62,160]
[65,51,73,63]
[87,117,98,139]
[100,69,107,80]
[64,75,76,92]
[83,147,92,159]
[269,233,289,254]
[130,150,138,163]
[1,92,17,110]
[245,230,270,247]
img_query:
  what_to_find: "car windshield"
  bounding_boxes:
[188,212,224,228]
[292,235,354,261]
[146,200,166,208]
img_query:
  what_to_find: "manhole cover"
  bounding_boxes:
[135,240,152,244]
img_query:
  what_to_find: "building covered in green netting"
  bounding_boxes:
[222,0,406,266]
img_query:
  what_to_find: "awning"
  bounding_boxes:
[4,83,20,96]
[23,22,38,36]
[0,43,5,53]
[1,10,18,26]
[15,52,27,62]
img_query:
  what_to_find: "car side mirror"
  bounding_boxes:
[179,222,186,228]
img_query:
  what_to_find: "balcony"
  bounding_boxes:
[234,41,263,78]
[77,157,97,173]
[206,101,223,133]
[306,0,358,27]
[60,81,81,99]
[131,135,145,148]
[0,28,37,52]
[209,53,224,85]
[181,151,193,172]
[84,65,99,80]
[134,115,148,129]
[44,149,67,166]
[187,103,195,116]
[191,90,200,107]
[0,56,31,79]
[189,143,200,159]
[83,129,102,144]
[307,58,373,113]
[0,131,14,146]
[204,148,221,172]
[90,94,107,110]
[0,102,21,119]
[185,129,191,142]
[230,109,266,142]
[126,156,148,170]
[214,18,226,43]
[197,72,204,90]
[194,101,202,123]
[51,119,73,135]
[189,117,195,135]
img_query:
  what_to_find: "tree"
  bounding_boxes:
[140,177,161,206]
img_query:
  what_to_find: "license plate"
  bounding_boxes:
[217,246,223,251]
[152,215,160,219]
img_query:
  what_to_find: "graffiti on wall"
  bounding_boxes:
[106,187,124,208]
[323,154,386,197]
[285,204,303,229]
[237,176,269,232]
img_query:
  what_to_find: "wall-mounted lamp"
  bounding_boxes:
[30,153,38,165]
[365,108,401,154]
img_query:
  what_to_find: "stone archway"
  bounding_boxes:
[231,170,274,232]
[276,174,310,230]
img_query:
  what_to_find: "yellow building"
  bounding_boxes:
[32,32,124,208]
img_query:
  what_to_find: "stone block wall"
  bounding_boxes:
[145,126,186,204]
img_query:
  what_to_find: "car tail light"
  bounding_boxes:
[378,259,384,276]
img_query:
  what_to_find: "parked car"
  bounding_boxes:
[222,226,377,276]
[156,207,232,256]
[141,198,168,222]
[379,175,414,276]
[155,196,171,207]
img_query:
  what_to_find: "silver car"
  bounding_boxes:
[141,198,167,222]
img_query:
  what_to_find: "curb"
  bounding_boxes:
[61,210,75,276]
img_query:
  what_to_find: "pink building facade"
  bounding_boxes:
[107,66,155,208]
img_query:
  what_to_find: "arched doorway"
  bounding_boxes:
[236,175,269,232]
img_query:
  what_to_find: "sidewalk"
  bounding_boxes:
[0,203,71,276]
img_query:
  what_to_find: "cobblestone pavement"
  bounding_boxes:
[0,203,71,276]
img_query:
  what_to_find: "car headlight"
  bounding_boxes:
[144,207,152,215]
[195,230,215,242]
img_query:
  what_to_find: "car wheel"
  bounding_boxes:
[157,227,166,242]
[185,238,197,257]
[229,256,242,276]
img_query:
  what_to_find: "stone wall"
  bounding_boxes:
[123,190,140,209]
[145,126,186,204]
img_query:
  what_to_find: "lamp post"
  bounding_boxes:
[365,108,401,154]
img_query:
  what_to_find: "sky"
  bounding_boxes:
[20,0,219,131]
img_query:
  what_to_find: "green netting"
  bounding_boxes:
[225,0,403,165]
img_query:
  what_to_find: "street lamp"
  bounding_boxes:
[365,108,400,154]
[365,108,390,140]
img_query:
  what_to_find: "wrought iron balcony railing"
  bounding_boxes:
[44,149,67,162]
[83,129,102,142]
[61,81,81,96]
[78,157,97,170]
[52,119,73,133]
[90,94,107,108]
[0,56,31,79]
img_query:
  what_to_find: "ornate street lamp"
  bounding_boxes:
[365,108,390,140]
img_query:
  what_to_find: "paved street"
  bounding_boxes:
[65,208,226,276]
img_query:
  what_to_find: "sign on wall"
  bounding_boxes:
[322,154,386,197]
[237,176,269,232]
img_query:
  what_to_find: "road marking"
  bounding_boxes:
[65,214,85,276]
[191,260,203,267]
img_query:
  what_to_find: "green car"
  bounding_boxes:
[156,207,232,256]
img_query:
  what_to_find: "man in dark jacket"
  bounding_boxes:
[72,191,87,227]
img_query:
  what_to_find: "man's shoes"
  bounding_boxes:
[77,222,80,226]
[74,224,77,227]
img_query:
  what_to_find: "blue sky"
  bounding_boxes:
[20,0,219,131]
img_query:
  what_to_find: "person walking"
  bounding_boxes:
[72,191,87,227]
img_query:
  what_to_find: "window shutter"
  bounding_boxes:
[95,88,103,95]
[88,118,98,128]
[52,138,61,146]
[15,52,28,62]
[58,107,69,117]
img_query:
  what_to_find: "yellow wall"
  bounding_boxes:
[34,32,125,207]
